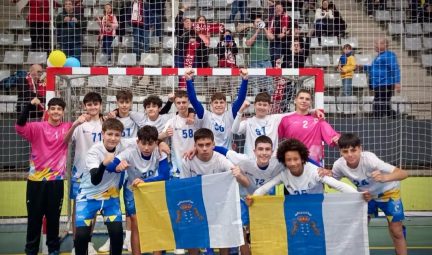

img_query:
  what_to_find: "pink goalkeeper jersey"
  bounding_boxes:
[278,113,339,164]
[16,121,72,181]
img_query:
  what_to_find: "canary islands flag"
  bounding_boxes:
[134,172,244,252]
[250,193,369,255]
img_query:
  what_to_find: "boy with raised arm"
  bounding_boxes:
[107,125,171,255]
[185,68,248,148]
[328,133,408,255]
[181,128,249,255]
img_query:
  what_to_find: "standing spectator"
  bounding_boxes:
[217,29,239,67]
[338,44,356,96]
[366,38,401,118]
[193,15,210,68]
[97,3,118,65]
[229,0,247,23]
[268,2,291,66]
[16,64,46,120]
[117,0,131,47]
[328,1,347,36]
[148,0,166,41]
[131,0,150,62]
[314,0,334,38]
[365,0,386,18]
[56,0,82,60]
[280,28,314,68]
[245,16,275,94]
[422,3,432,22]
[174,4,193,67]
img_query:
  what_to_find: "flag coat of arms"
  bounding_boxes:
[134,172,244,252]
[250,193,369,255]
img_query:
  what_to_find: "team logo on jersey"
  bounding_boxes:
[290,211,320,236]
[175,200,204,224]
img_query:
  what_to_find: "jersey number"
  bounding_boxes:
[141,170,155,179]
[293,190,307,195]
[92,132,102,143]
[255,179,265,186]
[353,179,369,187]
[122,128,131,137]
[182,129,194,138]
[255,127,266,136]
[303,120,308,129]
[214,123,225,132]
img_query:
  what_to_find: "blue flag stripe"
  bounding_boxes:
[284,194,326,255]
[165,176,210,249]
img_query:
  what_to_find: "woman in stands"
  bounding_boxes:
[328,2,347,37]
[217,29,239,68]
[55,0,83,60]
[314,0,334,38]
[193,15,210,68]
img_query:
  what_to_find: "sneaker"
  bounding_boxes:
[173,249,186,254]
[98,238,110,252]
[88,242,98,255]
[123,239,132,252]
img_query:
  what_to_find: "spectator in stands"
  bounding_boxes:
[55,0,82,60]
[217,29,239,67]
[174,4,193,67]
[229,0,247,23]
[192,16,210,68]
[268,2,292,66]
[338,44,356,96]
[422,3,432,22]
[365,0,386,18]
[148,0,166,41]
[366,38,400,118]
[280,27,314,68]
[131,0,150,62]
[314,0,334,38]
[97,3,118,65]
[328,2,347,37]
[16,64,46,119]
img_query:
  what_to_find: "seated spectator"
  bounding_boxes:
[97,3,118,65]
[55,0,82,60]
[269,2,292,66]
[229,0,247,23]
[131,0,150,62]
[192,16,210,68]
[217,29,239,67]
[329,1,347,37]
[365,0,386,18]
[314,0,334,38]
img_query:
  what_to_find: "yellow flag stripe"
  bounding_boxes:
[249,195,288,255]
[134,182,175,252]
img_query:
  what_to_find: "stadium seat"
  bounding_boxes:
[352,73,368,89]
[360,96,374,114]
[0,34,14,45]
[198,0,213,7]
[105,95,117,112]
[2,51,24,64]
[88,75,109,87]
[388,23,405,35]
[321,36,339,47]
[140,53,159,66]
[391,96,410,114]
[214,0,227,7]
[112,75,133,88]
[184,9,197,19]
[162,36,176,49]
[0,70,10,82]
[149,36,160,48]
[111,36,120,47]
[82,0,96,6]
[161,53,173,66]
[117,53,136,66]
[0,95,17,113]
[387,0,409,9]
[405,23,423,36]
[209,54,218,67]
[209,37,219,48]
[324,96,337,114]
[122,36,134,48]
[355,54,373,66]
[289,11,301,20]
[164,22,174,33]
[421,54,432,67]
[311,54,331,67]
[310,38,321,49]
[224,23,236,32]
[160,76,179,89]
[302,77,315,89]
[391,10,407,22]
[299,23,309,33]
[84,35,100,47]
[374,10,391,22]
[341,37,359,48]
[98,0,111,5]
[8,20,27,30]
[93,8,104,18]
[83,7,92,18]
[70,77,87,87]
[332,55,340,67]
[87,21,101,32]
[200,9,215,20]
[95,53,115,66]
[25,52,47,64]
[216,10,230,20]
[16,34,31,46]
[404,37,422,51]
[423,23,432,33]
[337,96,359,115]
[248,0,262,8]
[422,37,432,50]
[324,73,342,89]
[236,54,245,67]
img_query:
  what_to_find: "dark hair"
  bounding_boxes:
[211,92,226,102]
[296,89,313,99]
[83,92,102,104]
[338,133,361,149]
[137,125,159,143]
[255,135,273,148]
[143,95,163,108]
[343,44,353,50]
[116,90,133,101]
[194,128,214,142]
[255,92,272,104]
[175,90,188,99]
[47,97,66,109]
[276,139,309,166]
[219,29,233,41]
[102,118,124,132]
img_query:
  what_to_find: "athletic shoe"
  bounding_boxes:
[173,249,186,254]
[123,239,132,252]
[88,242,98,255]
[98,238,110,252]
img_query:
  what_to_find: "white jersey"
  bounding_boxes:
[181,152,233,178]
[201,109,234,148]
[232,113,288,158]
[254,162,357,195]
[72,119,103,178]
[226,151,284,195]
[164,114,199,176]
[332,151,398,201]
[117,115,138,138]
[129,111,171,133]
[116,144,167,183]
[77,139,133,201]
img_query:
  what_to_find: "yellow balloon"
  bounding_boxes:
[48,50,67,67]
